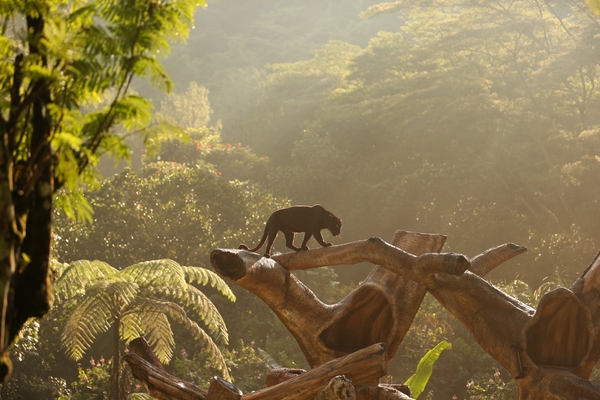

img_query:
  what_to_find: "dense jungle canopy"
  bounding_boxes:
[152,0,600,286]
[2,0,600,398]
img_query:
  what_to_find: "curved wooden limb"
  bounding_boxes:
[272,237,470,279]
[426,272,534,377]
[422,247,600,399]
[211,232,467,366]
[469,243,527,277]
[518,369,600,400]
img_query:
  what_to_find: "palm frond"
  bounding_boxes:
[62,281,139,360]
[55,260,118,301]
[120,259,187,289]
[183,266,236,302]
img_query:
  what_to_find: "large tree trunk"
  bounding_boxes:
[0,14,55,381]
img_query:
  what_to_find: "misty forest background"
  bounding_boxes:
[7,0,600,398]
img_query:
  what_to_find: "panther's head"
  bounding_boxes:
[326,214,342,237]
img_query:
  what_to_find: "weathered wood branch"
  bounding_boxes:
[418,248,600,399]
[125,337,398,399]
[211,231,520,369]
[266,368,306,387]
[124,353,208,400]
[241,343,388,400]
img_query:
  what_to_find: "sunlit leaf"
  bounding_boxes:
[404,340,452,398]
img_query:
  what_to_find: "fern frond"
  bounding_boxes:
[183,265,236,301]
[182,285,228,345]
[126,298,179,364]
[51,259,70,278]
[139,312,175,363]
[62,284,115,360]
[142,284,228,345]
[120,313,145,345]
[166,303,230,380]
[62,281,139,360]
[127,297,228,379]
[55,260,118,301]
[120,259,187,289]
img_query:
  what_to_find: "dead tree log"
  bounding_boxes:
[124,352,208,400]
[416,249,600,399]
[242,343,388,400]
[211,231,519,369]
[125,338,400,399]
[212,232,467,366]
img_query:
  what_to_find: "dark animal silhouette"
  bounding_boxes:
[239,205,342,257]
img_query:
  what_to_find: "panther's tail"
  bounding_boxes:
[238,223,268,253]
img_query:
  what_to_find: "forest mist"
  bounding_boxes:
[135,0,600,287]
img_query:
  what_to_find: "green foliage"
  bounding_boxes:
[158,81,213,130]
[234,0,600,286]
[1,0,205,205]
[53,160,286,268]
[0,321,71,400]
[404,340,452,398]
[53,258,232,399]
[0,0,211,374]
[389,290,519,398]
[172,340,271,393]
[67,358,110,400]
[56,258,232,369]
[465,368,517,399]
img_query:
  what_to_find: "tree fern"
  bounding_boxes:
[56,258,233,390]
[54,260,117,301]
[121,259,187,287]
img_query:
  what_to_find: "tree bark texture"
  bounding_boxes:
[0,14,55,381]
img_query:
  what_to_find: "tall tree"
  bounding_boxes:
[0,0,203,379]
